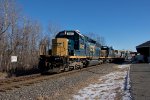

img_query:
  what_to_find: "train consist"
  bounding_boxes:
[38,30,130,73]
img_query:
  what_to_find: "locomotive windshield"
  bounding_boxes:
[55,30,84,50]
[55,31,75,40]
[58,32,74,36]
[66,32,74,35]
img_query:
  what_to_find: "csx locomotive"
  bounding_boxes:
[38,30,128,73]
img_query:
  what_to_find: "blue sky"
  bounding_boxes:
[18,0,150,51]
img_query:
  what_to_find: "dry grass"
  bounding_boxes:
[0,72,8,79]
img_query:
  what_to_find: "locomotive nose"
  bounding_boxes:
[52,38,69,56]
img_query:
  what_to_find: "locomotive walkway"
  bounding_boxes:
[130,64,150,100]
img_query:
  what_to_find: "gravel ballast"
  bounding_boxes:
[0,64,119,100]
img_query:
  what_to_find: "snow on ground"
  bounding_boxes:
[73,64,132,100]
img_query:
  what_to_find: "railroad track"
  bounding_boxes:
[0,74,41,92]
[0,64,108,92]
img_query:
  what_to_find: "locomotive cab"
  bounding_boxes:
[55,30,85,56]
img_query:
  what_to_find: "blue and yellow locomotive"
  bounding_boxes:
[38,30,102,73]
[38,30,129,73]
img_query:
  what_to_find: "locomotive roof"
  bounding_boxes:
[59,30,84,37]
[75,30,84,37]
[58,30,101,46]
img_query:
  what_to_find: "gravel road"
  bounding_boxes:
[0,63,119,100]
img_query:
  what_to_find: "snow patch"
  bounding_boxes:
[117,64,130,69]
[73,64,131,100]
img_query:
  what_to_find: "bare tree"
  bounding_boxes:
[96,36,106,46]
[0,0,10,37]
[0,0,63,76]
[0,18,10,38]
[0,0,20,71]
[48,23,61,38]
[17,18,42,70]
[86,32,106,46]
[47,23,61,49]
[86,32,96,40]
[0,0,43,74]
[38,23,61,56]
[39,35,49,55]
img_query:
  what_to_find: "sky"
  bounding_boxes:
[17,0,150,51]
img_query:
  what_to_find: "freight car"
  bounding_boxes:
[38,30,127,73]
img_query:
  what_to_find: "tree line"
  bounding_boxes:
[0,0,105,76]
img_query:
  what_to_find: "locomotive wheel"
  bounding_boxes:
[75,64,83,69]
[80,64,83,69]
[64,67,69,72]
[75,64,79,69]
[56,68,62,74]
[64,64,69,72]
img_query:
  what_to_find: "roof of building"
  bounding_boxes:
[136,41,150,48]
